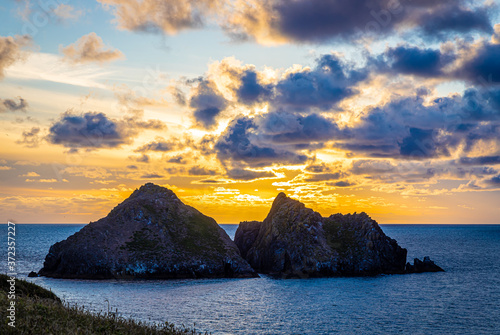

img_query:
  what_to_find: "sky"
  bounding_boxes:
[0,0,499,224]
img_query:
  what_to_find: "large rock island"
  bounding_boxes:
[38,183,257,279]
[235,193,443,278]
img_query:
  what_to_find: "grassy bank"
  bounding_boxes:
[0,274,202,334]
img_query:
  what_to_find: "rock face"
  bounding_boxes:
[406,256,444,273]
[38,183,257,279]
[235,193,441,278]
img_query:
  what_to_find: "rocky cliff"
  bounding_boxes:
[38,183,257,279]
[235,193,442,278]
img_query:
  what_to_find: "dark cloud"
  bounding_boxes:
[214,116,308,167]
[417,5,492,39]
[47,110,165,150]
[486,175,500,185]
[331,181,355,187]
[272,0,402,42]
[382,45,453,77]
[305,162,331,173]
[167,155,186,164]
[454,43,500,85]
[333,90,500,160]
[226,168,275,180]
[459,156,500,166]
[190,80,228,129]
[48,111,126,149]
[258,111,342,144]
[1,97,28,113]
[135,138,177,152]
[188,166,216,176]
[399,128,446,159]
[16,127,40,148]
[127,165,138,169]
[236,70,272,105]
[131,154,150,163]
[275,54,366,110]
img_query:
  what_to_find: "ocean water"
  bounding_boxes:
[1,223,500,334]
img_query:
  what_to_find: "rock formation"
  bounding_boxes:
[235,192,443,278]
[38,183,257,279]
[406,256,444,273]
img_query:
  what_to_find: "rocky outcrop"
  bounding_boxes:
[235,193,442,278]
[234,221,262,259]
[38,183,257,279]
[406,256,444,273]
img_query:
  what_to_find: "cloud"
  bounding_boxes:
[96,0,494,46]
[274,54,366,110]
[304,172,343,182]
[129,154,150,163]
[486,175,500,185]
[25,178,60,183]
[236,69,272,104]
[47,110,165,150]
[0,97,28,113]
[417,4,493,39]
[186,54,367,119]
[214,116,308,167]
[223,0,491,44]
[381,45,454,77]
[54,4,83,20]
[190,79,228,129]
[62,166,112,179]
[135,137,177,152]
[98,0,217,34]
[167,155,186,164]
[48,111,126,149]
[0,35,31,79]
[226,168,275,180]
[333,89,500,159]
[16,127,41,148]
[188,166,216,176]
[19,172,40,177]
[61,32,125,64]
[257,111,343,145]
[493,24,500,44]
[454,43,500,85]
[460,156,500,166]
[350,160,396,175]
[399,128,444,159]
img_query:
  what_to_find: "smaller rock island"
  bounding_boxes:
[235,192,443,278]
[38,183,257,279]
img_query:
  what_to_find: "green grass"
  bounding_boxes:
[123,228,161,253]
[0,274,205,334]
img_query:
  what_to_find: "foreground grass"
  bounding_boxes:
[0,274,204,334]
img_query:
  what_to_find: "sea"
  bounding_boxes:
[1,223,500,335]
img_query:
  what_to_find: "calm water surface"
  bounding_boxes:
[1,224,499,334]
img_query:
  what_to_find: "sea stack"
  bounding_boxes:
[235,192,442,278]
[38,183,257,279]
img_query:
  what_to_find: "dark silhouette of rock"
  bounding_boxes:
[235,192,442,278]
[27,271,38,277]
[405,256,444,273]
[234,221,262,259]
[39,183,257,279]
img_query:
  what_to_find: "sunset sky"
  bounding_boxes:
[1,0,499,224]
